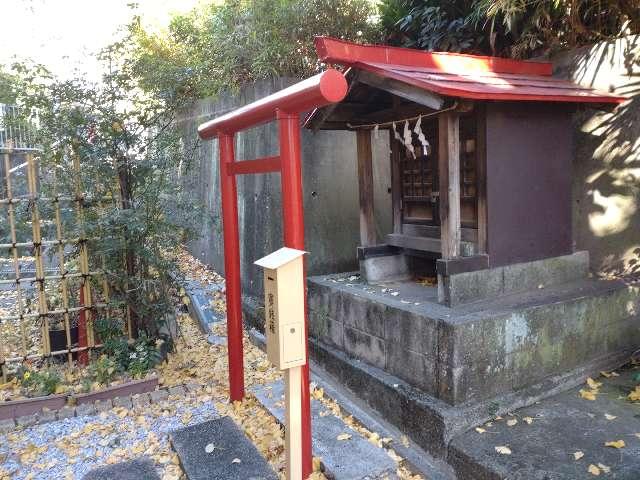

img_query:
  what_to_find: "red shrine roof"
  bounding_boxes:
[315,37,626,105]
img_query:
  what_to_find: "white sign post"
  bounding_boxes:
[255,247,308,480]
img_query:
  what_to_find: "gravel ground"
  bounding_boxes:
[0,390,221,480]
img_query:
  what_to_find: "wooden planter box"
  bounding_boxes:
[72,376,159,405]
[0,394,67,421]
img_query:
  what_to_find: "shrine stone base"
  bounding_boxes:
[307,271,639,458]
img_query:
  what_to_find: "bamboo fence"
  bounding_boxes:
[0,150,130,381]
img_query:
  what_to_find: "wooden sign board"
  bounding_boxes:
[255,247,308,480]
[255,247,307,370]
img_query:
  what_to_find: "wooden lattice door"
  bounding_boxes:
[399,114,478,230]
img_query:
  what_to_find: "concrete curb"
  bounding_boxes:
[0,377,204,434]
[0,393,67,421]
[177,276,224,334]
[73,377,158,405]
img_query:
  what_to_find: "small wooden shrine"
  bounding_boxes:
[306,37,624,302]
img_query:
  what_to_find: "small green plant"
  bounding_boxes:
[94,317,125,343]
[88,355,118,385]
[80,377,93,393]
[101,336,131,372]
[127,334,162,378]
[19,368,62,397]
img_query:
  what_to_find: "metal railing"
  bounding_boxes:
[0,104,38,151]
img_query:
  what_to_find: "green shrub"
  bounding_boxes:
[379,0,640,58]
[19,368,62,397]
[88,355,119,385]
[101,337,131,372]
[94,317,125,343]
[127,334,162,378]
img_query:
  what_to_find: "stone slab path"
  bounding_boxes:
[82,457,160,480]
[181,277,225,333]
[171,417,277,480]
[252,380,398,479]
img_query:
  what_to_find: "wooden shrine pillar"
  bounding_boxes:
[438,112,461,259]
[356,130,376,246]
[389,129,402,235]
[437,112,461,303]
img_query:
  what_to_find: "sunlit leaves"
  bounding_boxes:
[126,0,379,102]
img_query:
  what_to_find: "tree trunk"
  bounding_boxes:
[117,153,139,337]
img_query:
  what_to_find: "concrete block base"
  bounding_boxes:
[359,254,411,284]
[439,251,590,306]
[308,272,639,407]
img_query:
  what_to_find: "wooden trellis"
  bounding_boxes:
[0,150,129,381]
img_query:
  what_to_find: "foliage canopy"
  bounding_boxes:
[379,0,640,58]
[126,0,379,101]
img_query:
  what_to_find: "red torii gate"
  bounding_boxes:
[198,69,348,478]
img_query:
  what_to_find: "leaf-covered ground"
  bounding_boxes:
[0,251,422,479]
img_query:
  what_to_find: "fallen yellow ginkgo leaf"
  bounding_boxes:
[475,427,486,433]
[573,451,584,460]
[523,416,533,424]
[628,386,640,402]
[579,389,597,401]
[312,387,324,400]
[506,419,518,427]
[586,377,602,390]
[604,440,625,449]
[337,433,352,441]
[588,464,600,476]
[495,446,512,455]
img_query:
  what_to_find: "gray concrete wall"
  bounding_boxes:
[176,78,392,299]
[553,35,640,277]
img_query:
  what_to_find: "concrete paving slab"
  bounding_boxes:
[82,457,160,480]
[170,417,277,480]
[207,334,227,345]
[449,366,640,480]
[178,274,225,330]
[252,380,397,480]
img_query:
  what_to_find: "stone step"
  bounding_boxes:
[251,380,398,480]
[82,457,160,480]
[310,363,457,480]
[449,366,640,479]
[170,417,277,480]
